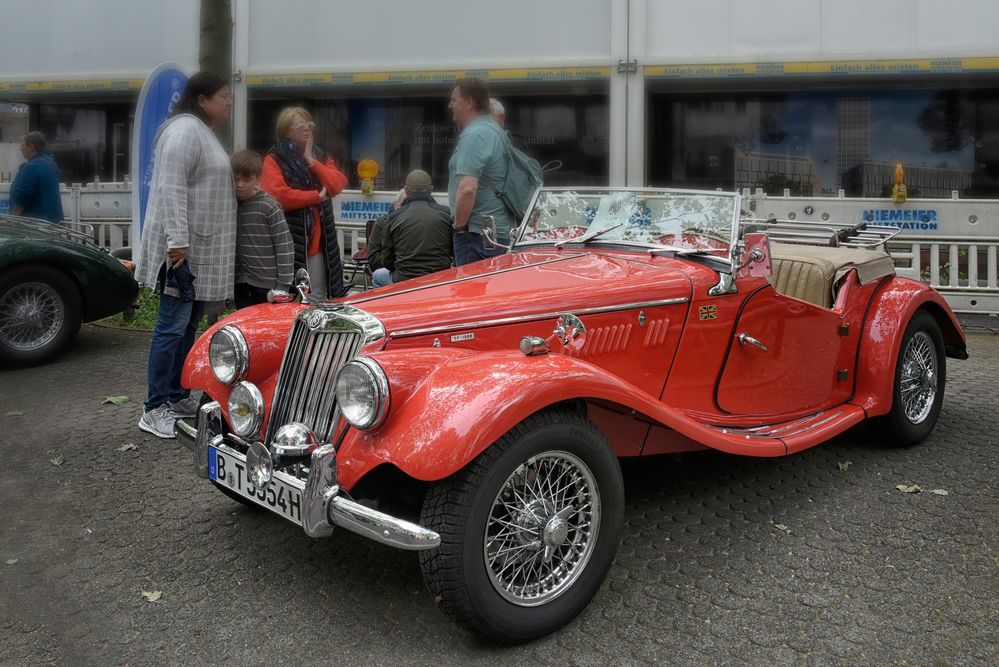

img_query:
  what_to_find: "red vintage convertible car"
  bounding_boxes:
[175,188,966,642]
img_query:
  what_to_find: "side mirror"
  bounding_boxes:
[481,215,515,251]
[737,232,773,280]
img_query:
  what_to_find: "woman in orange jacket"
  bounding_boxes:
[260,107,348,299]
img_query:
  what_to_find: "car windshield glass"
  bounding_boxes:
[517,189,736,252]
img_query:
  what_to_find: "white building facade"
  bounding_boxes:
[1,0,998,199]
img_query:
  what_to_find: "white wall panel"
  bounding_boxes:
[643,0,999,62]
[820,1,917,54]
[0,0,199,79]
[246,0,612,70]
[917,0,999,51]
[646,0,732,59]
[729,0,822,57]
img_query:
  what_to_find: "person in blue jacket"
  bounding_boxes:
[11,131,65,224]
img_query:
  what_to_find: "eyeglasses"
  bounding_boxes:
[292,122,316,131]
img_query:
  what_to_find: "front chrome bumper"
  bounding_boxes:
[176,401,440,551]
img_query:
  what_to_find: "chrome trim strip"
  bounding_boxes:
[388,297,690,339]
[345,254,585,304]
[712,409,846,438]
[770,410,846,439]
[526,186,741,197]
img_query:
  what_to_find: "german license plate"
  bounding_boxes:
[208,445,303,525]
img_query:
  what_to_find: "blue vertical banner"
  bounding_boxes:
[130,63,188,247]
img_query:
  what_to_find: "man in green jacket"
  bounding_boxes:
[372,170,453,288]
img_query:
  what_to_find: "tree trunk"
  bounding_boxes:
[200,0,233,147]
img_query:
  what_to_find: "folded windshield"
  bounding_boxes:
[517,189,736,252]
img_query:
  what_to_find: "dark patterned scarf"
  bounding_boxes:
[269,139,329,198]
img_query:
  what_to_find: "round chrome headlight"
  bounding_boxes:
[334,357,389,430]
[227,381,264,438]
[209,325,248,385]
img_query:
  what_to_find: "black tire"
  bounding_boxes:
[419,408,624,643]
[0,264,82,367]
[868,310,946,447]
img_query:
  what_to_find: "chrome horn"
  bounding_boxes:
[520,313,587,356]
[553,313,586,351]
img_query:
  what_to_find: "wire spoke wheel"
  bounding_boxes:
[483,450,600,607]
[899,330,938,425]
[0,281,65,351]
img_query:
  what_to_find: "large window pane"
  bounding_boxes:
[649,89,998,198]
[249,93,609,191]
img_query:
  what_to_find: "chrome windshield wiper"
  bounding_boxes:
[647,246,729,257]
[553,222,625,249]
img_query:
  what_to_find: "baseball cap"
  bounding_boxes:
[405,169,433,192]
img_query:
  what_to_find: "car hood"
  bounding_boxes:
[344,250,694,336]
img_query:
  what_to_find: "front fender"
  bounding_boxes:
[336,349,786,491]
[852,276,967,416]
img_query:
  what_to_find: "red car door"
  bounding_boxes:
[715,286,848,417]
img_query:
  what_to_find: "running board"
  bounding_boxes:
[702,405,867,455]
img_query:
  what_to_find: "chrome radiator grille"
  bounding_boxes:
[265,317,362,444]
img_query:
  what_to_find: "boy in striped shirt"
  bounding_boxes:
[231,150,295,308]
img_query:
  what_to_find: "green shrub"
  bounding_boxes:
[101,289,234,331]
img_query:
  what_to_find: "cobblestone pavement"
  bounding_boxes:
[1,323,997,666]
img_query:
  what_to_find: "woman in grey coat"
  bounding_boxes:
[135,72,236,439]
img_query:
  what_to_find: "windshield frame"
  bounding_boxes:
[512,187,742,270]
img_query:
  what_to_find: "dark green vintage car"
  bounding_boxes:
[0,216,138,366]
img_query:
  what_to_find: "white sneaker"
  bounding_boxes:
[167,396,199,418]
[138,404,177,439]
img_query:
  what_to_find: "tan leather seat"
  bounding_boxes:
[769,253,836,307]
[768,243,895,308]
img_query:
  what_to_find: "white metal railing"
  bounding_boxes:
[750,191,999,314]
[890,238,999,313]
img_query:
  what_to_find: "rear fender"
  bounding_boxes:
[336,349,785,490]
[853,277,967,416]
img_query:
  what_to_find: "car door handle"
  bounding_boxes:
[737,332,769,352]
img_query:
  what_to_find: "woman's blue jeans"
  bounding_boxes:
[144,293,206,411]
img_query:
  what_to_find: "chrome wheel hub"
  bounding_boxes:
[483,451,600,607]
[543,516,569,559]
[900,331,938,425]
[0,282,64,351]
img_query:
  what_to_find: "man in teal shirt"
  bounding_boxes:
[447,78,514,266]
